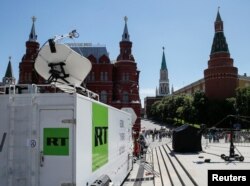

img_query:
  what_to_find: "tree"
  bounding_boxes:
[192,91,208,124]
[235,87,250,116]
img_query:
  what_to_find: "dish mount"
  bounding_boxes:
[35,30,92,88]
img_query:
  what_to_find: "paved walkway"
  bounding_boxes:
[123,119,250,186]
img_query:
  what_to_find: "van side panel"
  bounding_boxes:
[76,95,133,185]
[0,96,10,186]
[75,96,93,185]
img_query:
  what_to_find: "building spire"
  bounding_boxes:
[29,16,37,41]
[3,56,16,85]
[161,47,167,70]
[5,56,14,78]
[210,8,229,54]
[122,16,130,41]
[216,7,222,22]
[159,47,169,96]
[215,7,223,32]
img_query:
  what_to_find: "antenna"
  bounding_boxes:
[35,30,92,88]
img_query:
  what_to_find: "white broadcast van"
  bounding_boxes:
[0,31,134,186]
[0,87,133,186]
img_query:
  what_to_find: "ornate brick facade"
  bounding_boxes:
[19,17,141,135]
[19,17,43,85]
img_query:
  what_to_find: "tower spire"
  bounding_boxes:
[159,47,169,96]
[117,16,134,61]
[210,8,229,54]
[216,7,222,22]
[161,47,167,70]
[5,56,13,77]
[122,16,130,41]
[29,16,37,41]
[3,56,16,85]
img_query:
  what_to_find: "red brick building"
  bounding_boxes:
[71,17,141,133]
[19,17,141,135]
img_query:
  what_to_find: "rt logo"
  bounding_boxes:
[46,137,69,146]
[95,127,108,147]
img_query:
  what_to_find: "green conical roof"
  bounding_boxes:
[210,9,229,54]
[210,32,229,54]
[161,48,167,70]
[216,9,222,22]
[4,58,14,78]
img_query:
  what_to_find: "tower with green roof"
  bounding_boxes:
[157,47,169,96]
[3,57,16,85]
[204,8,238,100]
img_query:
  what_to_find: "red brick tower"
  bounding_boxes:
[19,16,43,84]
[112,16,141,144]
[204,9,238,100]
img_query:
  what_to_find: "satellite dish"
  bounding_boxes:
[35,43,91,87]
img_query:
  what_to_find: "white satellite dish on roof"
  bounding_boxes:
[35,43,91,86]
[35,30,91,87]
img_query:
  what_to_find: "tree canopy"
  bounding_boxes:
[149,88,250,128]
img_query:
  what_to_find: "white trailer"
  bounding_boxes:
[0,85,133,186]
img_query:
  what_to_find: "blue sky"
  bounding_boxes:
[1,0,250,106]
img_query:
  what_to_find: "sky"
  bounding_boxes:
[1,0,250,107]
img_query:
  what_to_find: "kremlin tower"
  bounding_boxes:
[2,57,15,85]
[204,9,238,100]
[19,16,43,84]
[157,47,169,96]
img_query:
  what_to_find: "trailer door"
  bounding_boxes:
[39,109,74,186]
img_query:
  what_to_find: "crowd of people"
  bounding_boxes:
[136,125,250,159]
[205,129,250,143]
[142,127,172,142]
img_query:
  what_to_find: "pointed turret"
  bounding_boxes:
[171,85,174,94]
[215,8,222,22]
[29,16,37,42]
[122,16,130,41]
[156,87,158,96]
[3,57,16,85]
[19,16,41,84]
[210,8,229,54]
[161,47,167,70]
[117,16,134,61]
[5,57,14,78]
[159,47,169,96]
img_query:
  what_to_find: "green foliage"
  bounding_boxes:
[235,87,250,116]
[149,90,239,128]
